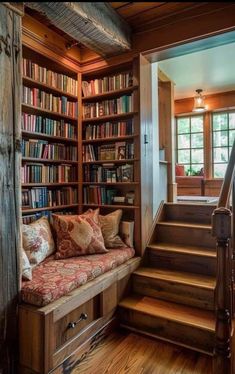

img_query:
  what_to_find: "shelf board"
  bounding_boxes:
[22,157,78,164]
[82,85,138,102]
[22,103,78,122]
[83,158,138,165]
[82,204,139,209]
[82,182,138,185]
[23,76,78,101]
[22,130,78,144]
[82,135,137,144]
[22,182,78,187]
[82,112,138,124]
[22,204,78,214]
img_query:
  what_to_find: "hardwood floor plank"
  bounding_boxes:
[71,331,212,374]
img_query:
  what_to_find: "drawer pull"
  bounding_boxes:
[67,313,88,329]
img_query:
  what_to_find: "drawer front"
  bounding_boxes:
[54,295,100,349]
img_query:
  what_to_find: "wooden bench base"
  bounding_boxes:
[19,257,141,374]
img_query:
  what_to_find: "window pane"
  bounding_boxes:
[213,131,228,147]
[178,149,190,164]
[178,134,190,148]
[213,147,228,163]
[192,149,204,164]
[214,164,227,178]
[177,118,190,134]
[191,116,203,133]
[191,133,203,148]
[188,164,204,175]
[229,113,235,129]
[213,113,228,131]
[229,129,235,146]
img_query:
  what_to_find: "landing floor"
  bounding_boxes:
[71,330,212,374]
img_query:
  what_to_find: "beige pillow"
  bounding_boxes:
[22,217,55,266]
[99,209,127,248]
[21,248,32,281]
[120,221,134,247]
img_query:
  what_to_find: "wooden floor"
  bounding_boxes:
[71,330,212,374]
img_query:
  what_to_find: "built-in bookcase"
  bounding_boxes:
[81,60,141,251]
[21,45,80,224]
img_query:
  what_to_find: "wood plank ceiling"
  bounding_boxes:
[110,2,210,32]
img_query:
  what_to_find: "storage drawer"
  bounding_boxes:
[54,295,100,349]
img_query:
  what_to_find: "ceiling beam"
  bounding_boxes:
[25,2,132,57]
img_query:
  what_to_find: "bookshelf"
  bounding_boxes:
[21,45,80,224]
[81,60,141,251]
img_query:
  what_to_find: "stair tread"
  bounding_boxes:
[119,295,215,332]
[133,267,216,289]
[148,242,216,258]
[158,220,212,229]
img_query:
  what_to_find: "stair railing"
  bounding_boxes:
[212,139,235,374]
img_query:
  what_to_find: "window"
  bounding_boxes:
[176,115,204,176]
[212,111,235,178]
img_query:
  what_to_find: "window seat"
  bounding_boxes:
[19,249,140,374]
[21,247,135,307]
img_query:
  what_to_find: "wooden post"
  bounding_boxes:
[0,3,22,373]
[212,207,233,374]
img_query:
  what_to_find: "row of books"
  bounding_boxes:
[21,139,77,161]
[22,187,78,209]
[83,142,134,162]
[22,210,74,224]
[83,187,135,205]
[21,113,77,139]
[82,72,133,97]
[22,86,78,118]
[83,95,133,119]
[84,164,134,183]
[21,164,77,183]
[84,120,134,140]
[22,58,78,95]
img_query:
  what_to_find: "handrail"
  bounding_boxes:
[217,140,235,208]
[212,139,235,374]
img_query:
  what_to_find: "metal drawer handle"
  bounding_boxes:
[67,313,88,329]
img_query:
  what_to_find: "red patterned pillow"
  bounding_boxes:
[53,209,108,259]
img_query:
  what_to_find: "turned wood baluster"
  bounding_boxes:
[212,207,232,374]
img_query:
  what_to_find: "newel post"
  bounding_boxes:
[212,207,233,374]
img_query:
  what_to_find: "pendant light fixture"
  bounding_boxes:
[193,89,206,112]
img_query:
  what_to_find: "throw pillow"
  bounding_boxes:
[119,220,134,247]
[22,216,55,266]
[53,209,108,259]
[99,209,127,248]
[21,248,32,281]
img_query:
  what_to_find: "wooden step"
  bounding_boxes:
[132,267,215,310]
[118,295,215,354]
[147,243,216,276]
[152,221,215,248]
[163,203,216,225]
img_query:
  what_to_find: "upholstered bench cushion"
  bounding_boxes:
[21,247,135,307]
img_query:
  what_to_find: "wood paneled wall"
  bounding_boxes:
[0,4,22,373]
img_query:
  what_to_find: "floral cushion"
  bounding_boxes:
[99,209,127,248]
[21,248,32,281]
[53,209,108,259]
[22,217,55,266]
[21,247,135,306]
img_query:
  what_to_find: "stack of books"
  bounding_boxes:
[83,95,133,119]
[21,164,77,183]
[82,142,134,162]
[84,164,134,183]
[84,119,133,140]
[82,71,133,96]
[22,187,78,209]
[21,139,77,161]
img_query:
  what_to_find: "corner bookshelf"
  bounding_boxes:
[21,45,80,224]
[81,60,141,252]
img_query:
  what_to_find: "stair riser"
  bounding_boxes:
[119,308,214,354]
[164,204,215,225]
[148,249,216,276]
[154,225,216,248]
[132,275,214,311]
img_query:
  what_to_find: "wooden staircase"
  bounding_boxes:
[118,202,219,355]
